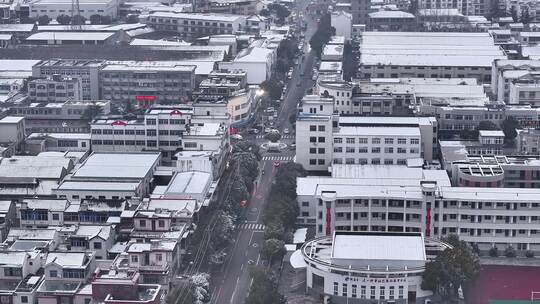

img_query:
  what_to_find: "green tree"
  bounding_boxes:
[500,116,519,143]
[101,15,112,24]
[520,6,530,24]
[190,273,211,304]
[268,3,290,23]
[210,211,235,249]
[409,0,418,14]
[126,14,139,23]
[245,268,286,304]
[81,104,103,121]
[505,246,516,258]
[259,79,283,100]
[510,6,518,22]
[261,238,286,264]
[232,140,261,160]
[265,130,281,142]
[421,235,480,299]
[489,246,498,257]
[309,13,336,56]
[37,15,50,25]
[72,14,86,25]
[89,14,102,24]
[259,8,270,17]
[288,112,296,125]
[56,14,71,25]
[231,151,259,190]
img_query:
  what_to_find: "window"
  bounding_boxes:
[370,286,376,299]
[49,270,58,278]
[372,138,380,144]
[52,213,59,220]
[139,219,146,227]
[410,138,420,145]
[372,147,381,153]
[318,159,325,165]
[21,296,28,303]
[346,138,355,144]
[389,286,395,300]
[309,159,316,165]
[361,286,366,299]
[318,148,325,154]
[310,148,317,154]
[131,255,138,263]
[384,147,394,153]
[310,137,316,143]
[333,282,339,295]
[352,285,357,298]
[397,147,407,154]
[334,147,343,153]
[397,138,406,144]
[159,220,165,227]
[385,138,394,144]
[334,137,342,143]
[318,137,325,143]
[156,253,163,261]
[318,125,325,131]
[346,147,355,153]
[342,283,347,297]
[358,138,368,144]
[309,125,316,131]
[380,286,385,299]
[398,286,404,299]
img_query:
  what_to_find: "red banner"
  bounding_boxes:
[425,206,431,237]
[111,120,127,126]
[136,95,156,101]
[170,109,183,116]
[326,206,331,236]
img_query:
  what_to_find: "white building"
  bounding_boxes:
[359,32,507,84]
[491,59,540,103]
[331,11,352,40]
[0,116,25,153]
[295,95,437,171]
[219,45,275,84]
[300,232,449,304]
[297,164,540,252]
[25,133,91,154]
[29,0,119,19]
[18,199,69,228]
[144,12,246,37]
[27,74,82,103]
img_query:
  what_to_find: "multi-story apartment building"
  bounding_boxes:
[492,60,540,103]
[507,71,540,106]
[418,0,498,15]
[296,95,437,171]
[29,0,118,19]
[359,32,507,84]
[100,61,196,106]
[517,128,540,154]
[91,106,192,161]
[198,70,247,97]
[27,74,82,103]
[11,100,111,134]
[144,12,246,37]
[350,0,372,24]
[32,59,104,100]
[297,164,540,253]
[204,0,258,15]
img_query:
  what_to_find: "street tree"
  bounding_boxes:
[421,235,480,299]
[510,6,518,22]
[259,8,270,17]
[246,268,286,304]
[268,3,290,22]
[408,0,418,14]
[37,15,50,25]
[260,79,283,100]
[190,273,211,304]
[309,13,336,56]
[56,14,71,25]
[233,140,261,160]
[500,116,519,144]
[520,6,531,24]
[505,246,516,258]
[489,246,498,257]
[261,238,286,264]
[101,15,112,24]
[210,211,235,249]
[264,221,286,240]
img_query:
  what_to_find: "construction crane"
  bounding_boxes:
[71,0,82,30]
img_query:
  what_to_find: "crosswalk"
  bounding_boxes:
[237,223,266,230]
[262,156,294,161]
[256,135,295,139]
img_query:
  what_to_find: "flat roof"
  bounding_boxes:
[0,116,23,124]
[369,10,414,18]
[103,60,196,72]
[332,233,426,261]
[147,12,244,22]
[166,171,211,196]
[338,115,435,127]
[479,130,505,137]
[26,32,115,41]
[57,181,139,191]
[72,152,159,179]
[46,252,87,267]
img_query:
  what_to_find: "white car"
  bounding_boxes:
[283,128,290,134]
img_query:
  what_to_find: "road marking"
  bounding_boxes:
[262,156,294,161]
[230,277,240,304]
[237,223,266,230]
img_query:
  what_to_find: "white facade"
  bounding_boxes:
[331,11,352,40]
[492,60,540,103]
[219,47,274,84]
[144,12,246,36]
[295,96,437,171]
[29,0,119,19]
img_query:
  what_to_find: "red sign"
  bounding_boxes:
[229,127,237,135]
[170,109,183,116]
[136,95,156,101]
[111,120,127,126]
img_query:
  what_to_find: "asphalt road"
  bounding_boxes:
[208,3,318,303]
